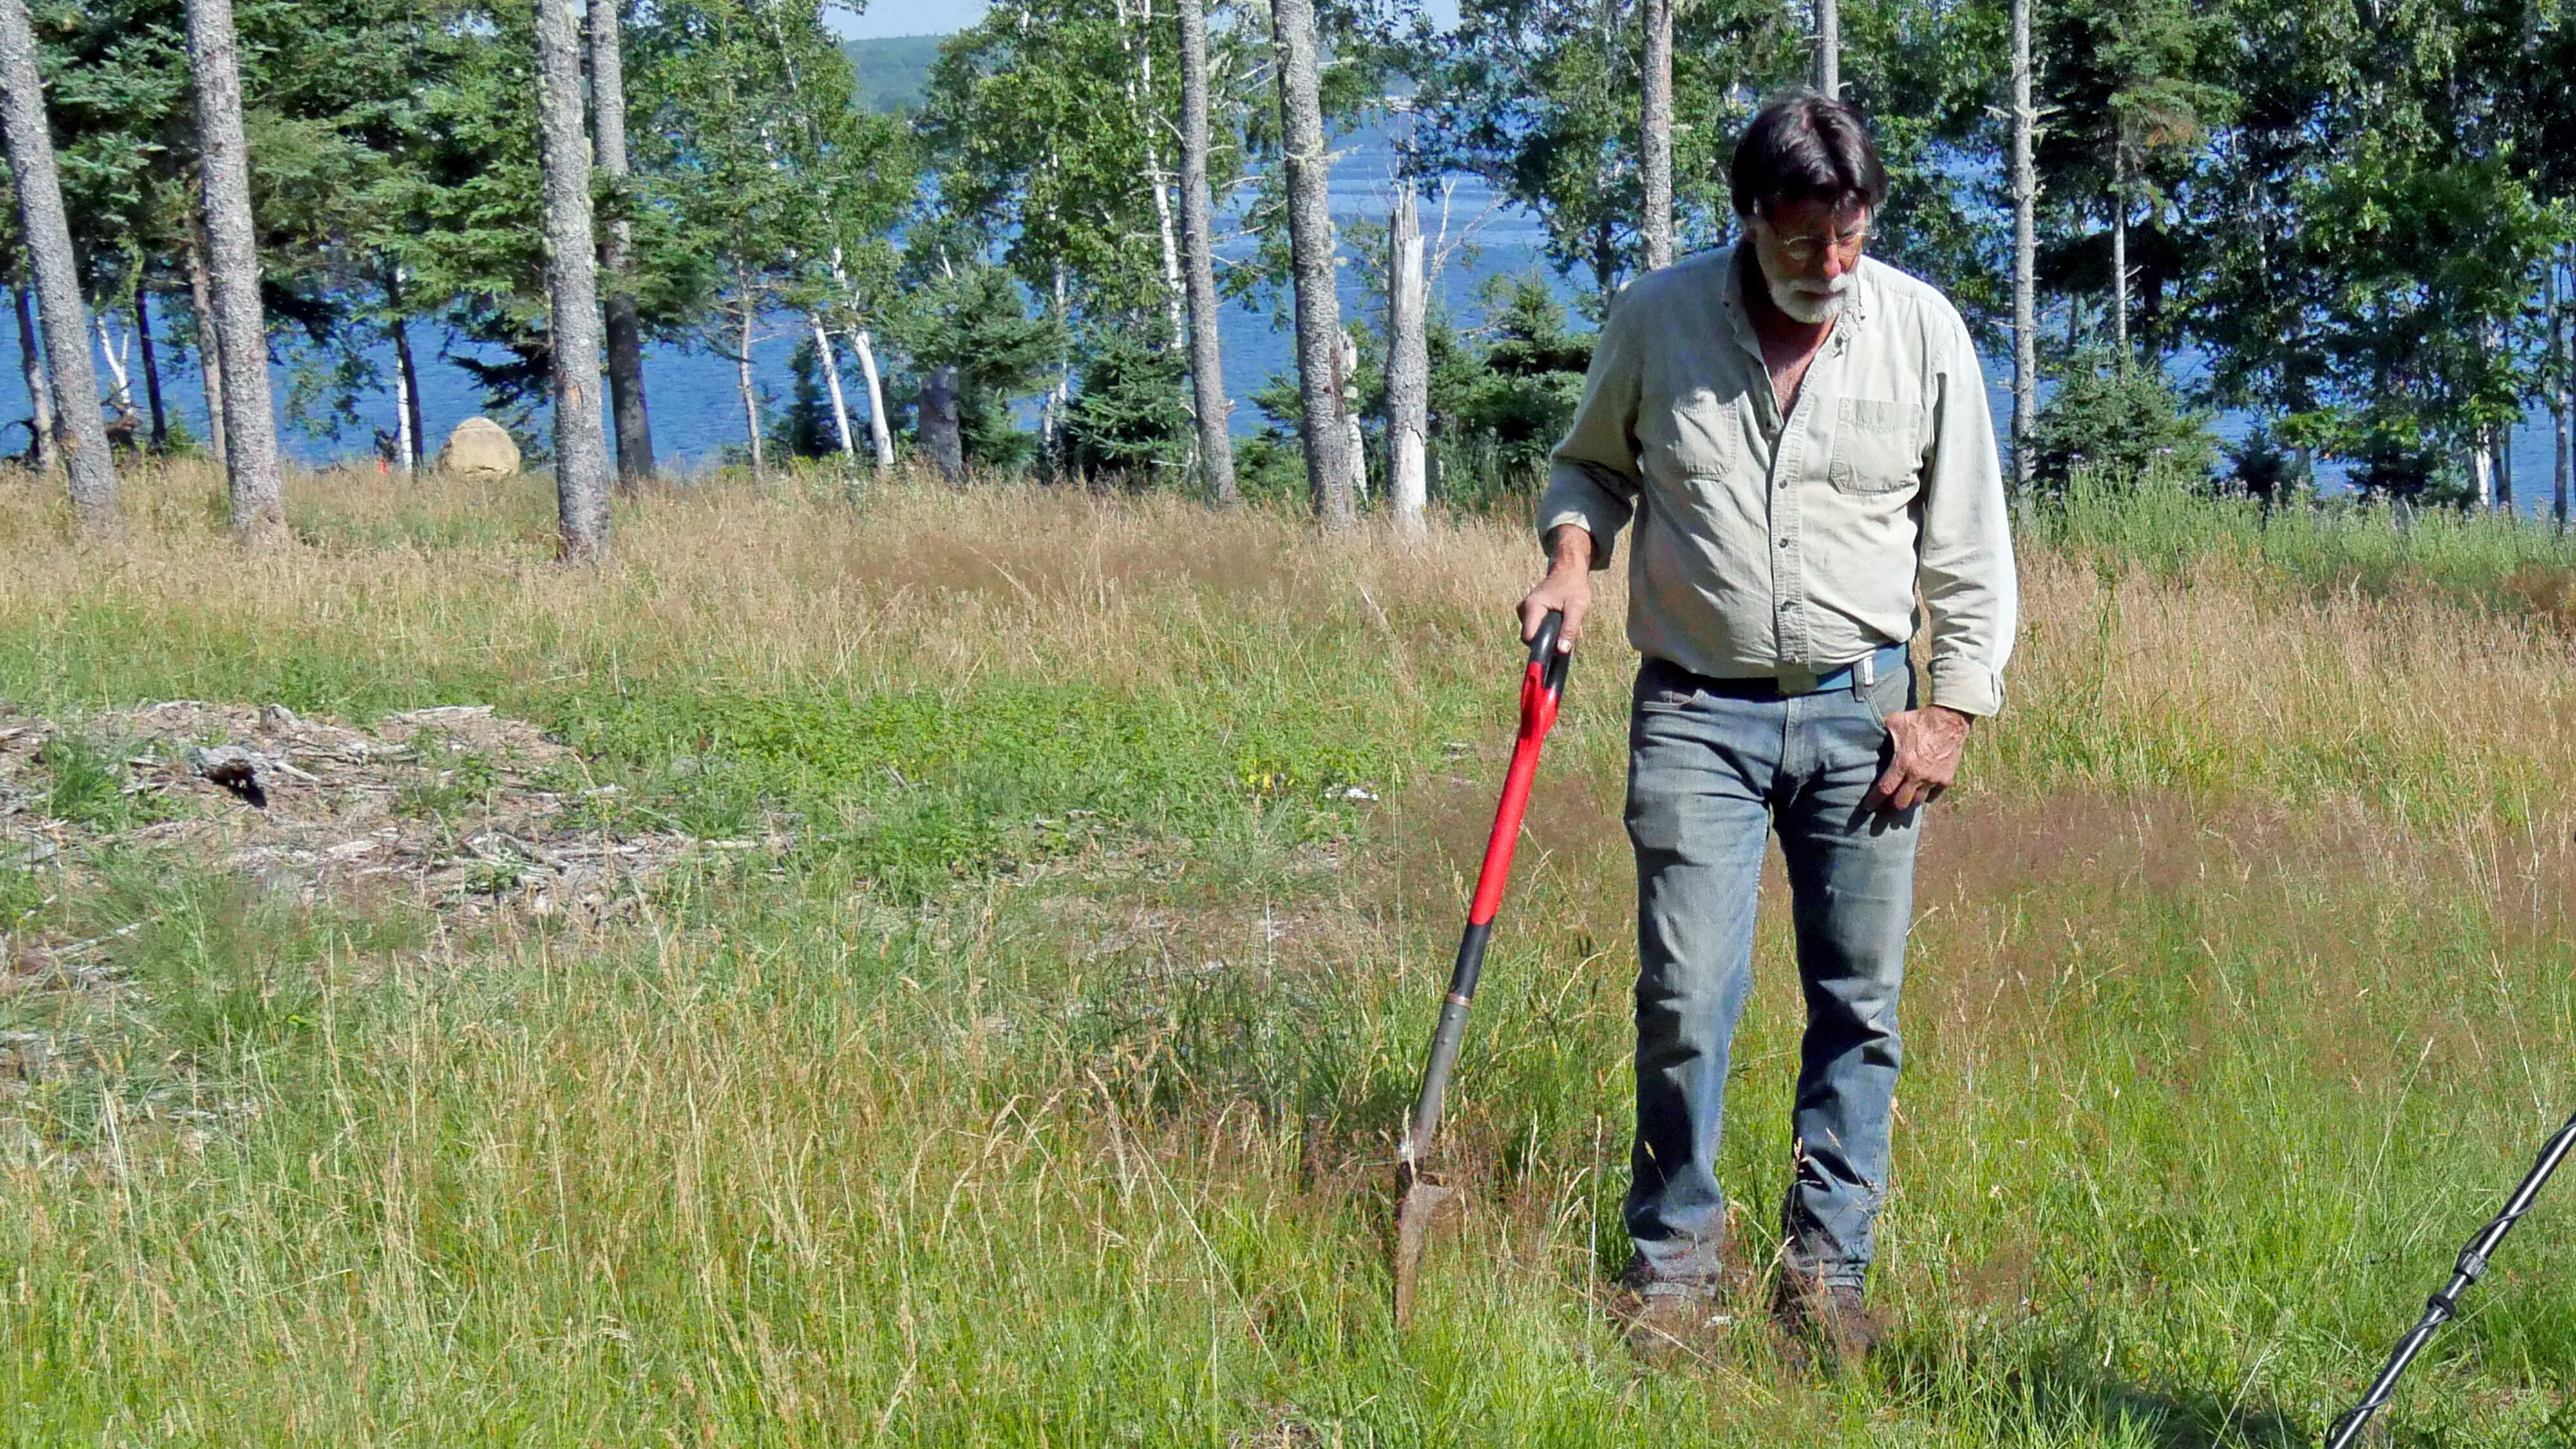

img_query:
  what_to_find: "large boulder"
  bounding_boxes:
[437,417,522,479]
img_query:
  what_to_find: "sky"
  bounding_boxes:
[829,0,987,39]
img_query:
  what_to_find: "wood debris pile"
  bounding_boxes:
[0,699,729,934]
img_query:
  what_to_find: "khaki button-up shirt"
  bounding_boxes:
[1538,246,2018,716]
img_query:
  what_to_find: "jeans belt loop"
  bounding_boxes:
[1852,651,1876,701]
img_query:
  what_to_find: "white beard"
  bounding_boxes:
[1767,274,1851,324]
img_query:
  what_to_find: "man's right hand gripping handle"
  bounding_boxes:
[1519,524,1596,654]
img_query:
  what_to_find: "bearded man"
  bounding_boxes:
[1517,91,2018,1365]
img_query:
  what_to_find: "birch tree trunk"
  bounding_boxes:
[2110,166,2129,366]
[1387,185,1428,537]
[1175,0,1237,504]
[134,279,168,452]
[919,365,963,481]
[587,0,655,489]
[534,0,611,558]
[1112,0,1187,343]
[391,328,414,475]
[0,0,115,523]
[185,0,282,540]
[2009,0,2038,497]
[388,294,424,471]
[13,287,48,469]
[1640,0,1673,271]
[94,314,136,436]
[1814,0,1839,99]
[735,300,764,480]
[852,327,894,471]
[184,222,225,471]
[1272,0,1354,527]
[810,315,854,457]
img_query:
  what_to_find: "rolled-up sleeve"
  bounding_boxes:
[1914,314,2018,717]
[1537,293,1643,568]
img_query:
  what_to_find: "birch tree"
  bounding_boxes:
[0,0,115,526]
[184,0,282,540]
[534,0,610,558]
[1272,0,1355,526]
[588,0,656,487]
[1175,0,1236,503]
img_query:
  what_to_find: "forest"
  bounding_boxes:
[0,0,2571,551]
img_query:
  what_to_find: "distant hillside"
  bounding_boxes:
[843,34,942,113]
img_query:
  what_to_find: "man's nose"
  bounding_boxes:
[1820,247,1853,281]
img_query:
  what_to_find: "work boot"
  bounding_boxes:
[1613,1279,1732,1364]
[1770,1268,1882,1374]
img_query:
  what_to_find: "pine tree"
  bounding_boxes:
[0,0,115,526]
[1272,0,1354,526]
[533,0,609,557]
[184,0,283,541]
[1175,0,1236,504]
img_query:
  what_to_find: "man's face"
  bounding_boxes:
[1747,198,1870,325]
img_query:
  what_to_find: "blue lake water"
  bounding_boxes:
[12,127,2567,506]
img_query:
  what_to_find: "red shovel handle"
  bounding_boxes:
[1399,611,1571,1170]
[1467,612,1569,925]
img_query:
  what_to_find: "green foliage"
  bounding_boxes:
[2029,356,2217,494]
[887,250,1063,473]
[1059,317,1192,484]
[1444,273,1593,491]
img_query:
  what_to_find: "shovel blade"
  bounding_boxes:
[1392,1177,1460,1329]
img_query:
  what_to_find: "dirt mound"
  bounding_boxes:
[0,699,732,942]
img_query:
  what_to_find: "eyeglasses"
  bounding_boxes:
[1757,217,1870,266]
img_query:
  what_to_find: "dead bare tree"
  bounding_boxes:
[534,0,611,558]
[0,0,117,526]
[184,0,283,540]
[1387,184,1428,536]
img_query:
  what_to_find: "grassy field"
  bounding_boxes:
[2,461,2573,1445]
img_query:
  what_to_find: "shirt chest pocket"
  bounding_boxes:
[1827,397,1923,496]
[1643,389,1739,486]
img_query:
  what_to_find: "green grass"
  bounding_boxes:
[1,471,2571,1444]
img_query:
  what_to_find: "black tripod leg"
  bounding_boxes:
[2324,1108,2576,1449]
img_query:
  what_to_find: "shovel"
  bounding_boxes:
[1392,608,1573,1328]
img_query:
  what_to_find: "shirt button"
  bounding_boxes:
[1777,539,1791,549]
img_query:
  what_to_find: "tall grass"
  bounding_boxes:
[1,460,2571,1444]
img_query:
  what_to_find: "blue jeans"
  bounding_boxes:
[1622,650,1918,1293]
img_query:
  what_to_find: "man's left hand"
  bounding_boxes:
[1868,705,1973,812]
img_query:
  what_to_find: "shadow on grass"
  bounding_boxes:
[1883,1343,2313,1448]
